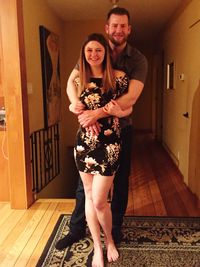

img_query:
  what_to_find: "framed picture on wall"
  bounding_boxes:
[39,25,61,128]
[166,61,175,90]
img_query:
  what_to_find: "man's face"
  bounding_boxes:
[105,14,131,46]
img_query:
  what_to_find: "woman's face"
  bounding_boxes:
[84,41,105,67]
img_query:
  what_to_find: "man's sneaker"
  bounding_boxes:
[55,232,86,250]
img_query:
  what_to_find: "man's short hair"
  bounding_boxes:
[107,7,130,24]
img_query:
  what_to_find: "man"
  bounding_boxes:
[56,7,148,250]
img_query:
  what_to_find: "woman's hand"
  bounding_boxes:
[69,101,85,115]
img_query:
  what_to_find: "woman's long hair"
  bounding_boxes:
[78,33,115,96]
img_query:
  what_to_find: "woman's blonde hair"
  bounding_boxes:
[78,33,115,96]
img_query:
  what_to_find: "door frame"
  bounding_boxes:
[0,0,34,208]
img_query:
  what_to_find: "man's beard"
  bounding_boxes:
[107,34,128,47]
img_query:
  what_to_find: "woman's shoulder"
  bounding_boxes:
[113,70,129,92]
[113,69,126,79]
[113,70,129,88]
[74,77,80,87]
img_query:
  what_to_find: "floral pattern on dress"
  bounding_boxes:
[84,93,101,110]
[106,143,121,165]
[74,75,129,176]
[83,131,99,150]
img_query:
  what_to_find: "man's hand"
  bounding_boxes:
[78,109,100,127]
[104,99,133,118]
[69,101,85,115]
[86,122,101,136]
[103,100,121,116]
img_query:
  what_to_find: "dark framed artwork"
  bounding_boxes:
[39,26,61,128]
[166,61,175,90]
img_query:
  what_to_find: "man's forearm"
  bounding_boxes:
[77,79,145,126]
[95,107,109,120]
[78,107,108,127]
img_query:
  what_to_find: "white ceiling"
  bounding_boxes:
[45,0,184,45]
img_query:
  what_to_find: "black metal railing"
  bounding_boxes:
[30,123,60,193]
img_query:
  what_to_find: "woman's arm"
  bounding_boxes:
[66,69,85,114]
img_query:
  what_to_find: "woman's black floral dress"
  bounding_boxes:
[74,75,128,176]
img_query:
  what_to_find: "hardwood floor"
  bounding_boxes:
[0,133,200,266]
[127,132,200,217]
[0,199,76,267]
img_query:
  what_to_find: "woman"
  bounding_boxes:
[68,33,131,267]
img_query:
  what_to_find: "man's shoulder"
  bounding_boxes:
[123,44,148,83]
[126,44,147,62]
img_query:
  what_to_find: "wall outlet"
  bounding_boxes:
[27,82,33,94]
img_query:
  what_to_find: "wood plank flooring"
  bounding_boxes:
[0,200,76,267]
[0,133,200,266]
[126,133,200,216]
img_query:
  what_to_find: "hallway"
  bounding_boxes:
[127,132,200,216]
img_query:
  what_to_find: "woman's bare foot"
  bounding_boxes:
[106,240,119,262]
[92,246,104,267]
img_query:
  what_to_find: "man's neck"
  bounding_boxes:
[109,41,127,60]
[109,41,127,53]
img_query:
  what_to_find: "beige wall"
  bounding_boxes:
[23,0,69,198]
[161,0,200,193]
[23,0,64,132]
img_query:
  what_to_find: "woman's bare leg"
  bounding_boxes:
[92,174,119,263]
[79,172,104,267]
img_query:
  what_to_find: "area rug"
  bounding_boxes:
[36,215,200,267]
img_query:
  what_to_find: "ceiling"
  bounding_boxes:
[45,0,185,45]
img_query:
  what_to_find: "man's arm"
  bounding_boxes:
[78,104,132,128]
[103,99,132,118]
[78,107,107,128]
[78,79,144,127]
[115,79,144,110]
